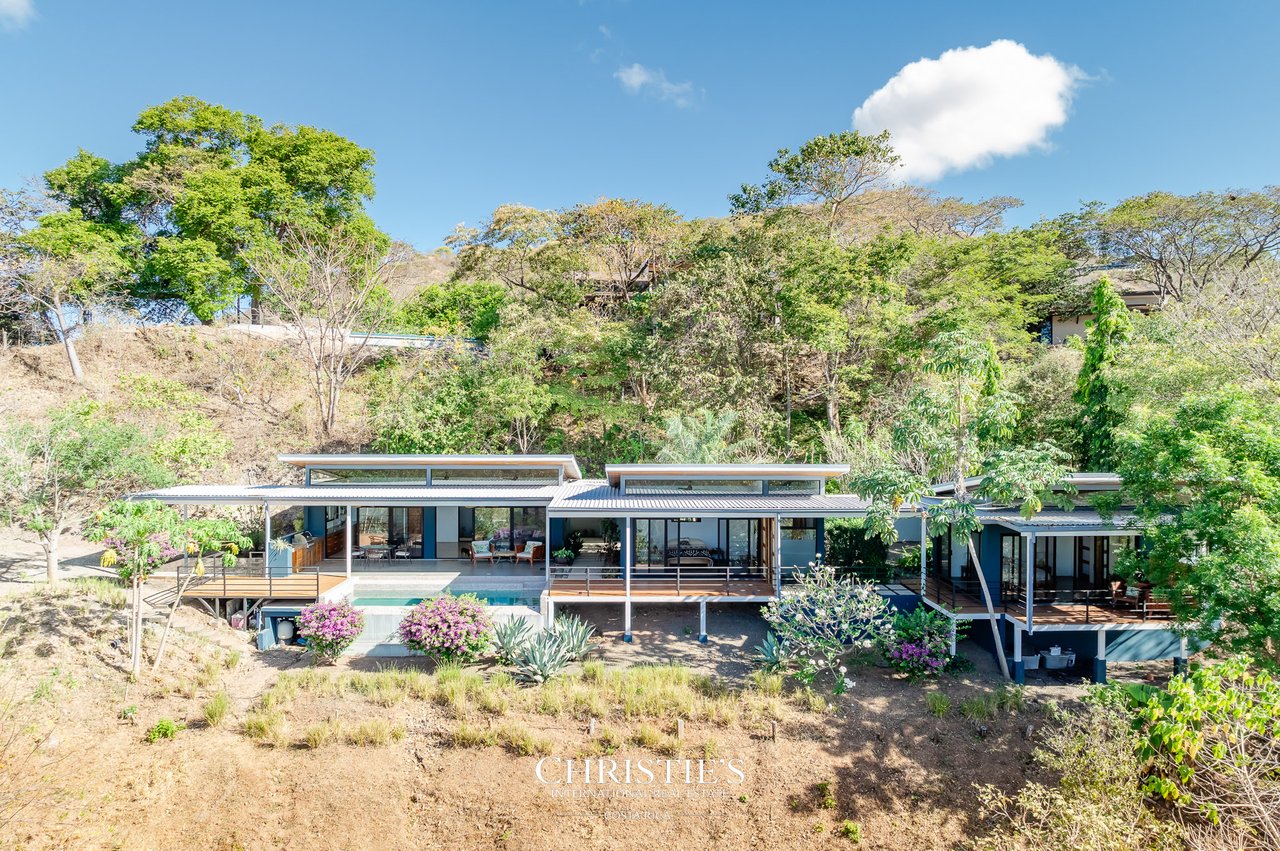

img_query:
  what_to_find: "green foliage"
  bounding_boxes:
[550,614,597,662]
[655,408,754,463]
[395,279,508,340]
[42,95,383,320]
[761,556,894,694]
[1074,277,1134,470]
[824,517,889,573]
[203,691,231,727]
[0,403,173,559]
[837,820,862,842]
[145,718,183,742]
[881,607,964,681]
[1133,658,1280,823]
[1109,389,1280,662]
[752,632,795,672]
[492,617,536,666]
[973,704,1180,850]
[925,691,951,717]
[511,630,571,684]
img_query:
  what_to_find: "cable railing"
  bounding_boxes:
[144,556,322,606]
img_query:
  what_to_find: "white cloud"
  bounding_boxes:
[614,63,698,109]
[853,39,1084,182]
[0,0,34,30]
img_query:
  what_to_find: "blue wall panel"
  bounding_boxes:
[422,507,436,559]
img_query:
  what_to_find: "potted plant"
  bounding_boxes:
[552,546,575,566]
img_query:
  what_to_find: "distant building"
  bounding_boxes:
[1043,262,1161,345]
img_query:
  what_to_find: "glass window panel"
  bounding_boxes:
[623,479,764,495]
[310,468,426,485]
[767,479,821,494]
[430,468,559,485]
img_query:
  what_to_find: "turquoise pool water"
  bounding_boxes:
[353,591,539,607]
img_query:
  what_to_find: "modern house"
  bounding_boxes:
[903,473,1192,684]
[135,454,871,645]
[1042,263,1161,345]
[136,456,1192,679]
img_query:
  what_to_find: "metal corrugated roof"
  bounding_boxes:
[978,509,1141,533]
[604,462,848,487]
[548,482,871,517]
[276,453,582,480]
[931,472,1122,496]
[132,479,874,517]
[132,483,565,506]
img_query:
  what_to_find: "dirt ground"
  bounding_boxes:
[0,584,1174,851]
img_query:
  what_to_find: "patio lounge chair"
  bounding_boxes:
[471,540,495,564]
[515,541,544,567]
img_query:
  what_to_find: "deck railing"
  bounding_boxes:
[145,559,322,606]
[547,560,767,595]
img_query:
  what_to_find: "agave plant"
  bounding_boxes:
[550,613,596,662]
[753,631,794,672]
[492,616,535,664]
[512,630,571,684]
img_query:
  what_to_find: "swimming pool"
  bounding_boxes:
[353,591,540,607]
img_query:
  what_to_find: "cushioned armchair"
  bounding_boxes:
[470,540,495,564]
[515,541,545,567]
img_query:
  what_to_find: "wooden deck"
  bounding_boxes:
[549,579,776,601]
[180,573,348,600]
[902,577,1174,626]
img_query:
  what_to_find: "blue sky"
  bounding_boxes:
[1,1,1277,249]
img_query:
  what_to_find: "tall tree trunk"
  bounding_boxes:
[42,533,58,584]
[130,574,143,676]
[967,538,1011,681]
[51,303,83,382]
[152,570,198,674]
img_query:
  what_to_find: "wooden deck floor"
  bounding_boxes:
[902,578,1173,625]
[180,573,348,600]
[549,579,776,601]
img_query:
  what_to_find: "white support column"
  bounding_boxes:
[1025,532,1036,634]
[182,505,189,573]
[1096,630,1106,662]
[263,503,272,577]
[344,505,353,577]
[698,601,707,644]
[545,599,555,629]
[543,513,551,588]
[623,518,633,642]
[949,619,957,656]
[919,513,928,595]
[773,514,782,596]
[1012,625,1024,684]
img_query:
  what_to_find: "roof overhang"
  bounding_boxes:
[276,453,582,481]
[131,484,560,508]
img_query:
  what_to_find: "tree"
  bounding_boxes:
[730,131,900,239]
[85,500,212,677]
[1106,389,1280,665]
[0,191,133,380]
[1088,189,1280,302]
[1074,276,1133,470]
[0,404,171,584]
[246,226,406,436]
[38,96,383,321]
[853,332,1074,680]
[655,408,754,464]
[151,516,250,673]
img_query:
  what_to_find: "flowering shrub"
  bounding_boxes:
[398,594,492,662]
[761,556,894,695]
[297,601,366,663]
[881,606,960,681]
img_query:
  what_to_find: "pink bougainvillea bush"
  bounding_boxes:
[297,601,366,663]
[398,594,492,662]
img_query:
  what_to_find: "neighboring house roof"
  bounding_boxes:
[548,481,870,518]
[976,508,1142,534]
[603,463,849,488]
[277,453,583,481]
[930,472,1122,497]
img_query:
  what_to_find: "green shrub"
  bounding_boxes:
[146,718,183,742]
[960,693,999,722]
[202,690,231,727]
[243,708,287,747]
[346,718,405,747]
[925,691,951,717]
[837,820,862,842]
[304,719,343,749]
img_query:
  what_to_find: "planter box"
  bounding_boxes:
[1023,653,1041,670]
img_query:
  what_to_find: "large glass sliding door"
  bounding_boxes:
[1000,534,1025,601]
[468,507,547,552]
[354,507,424,557]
